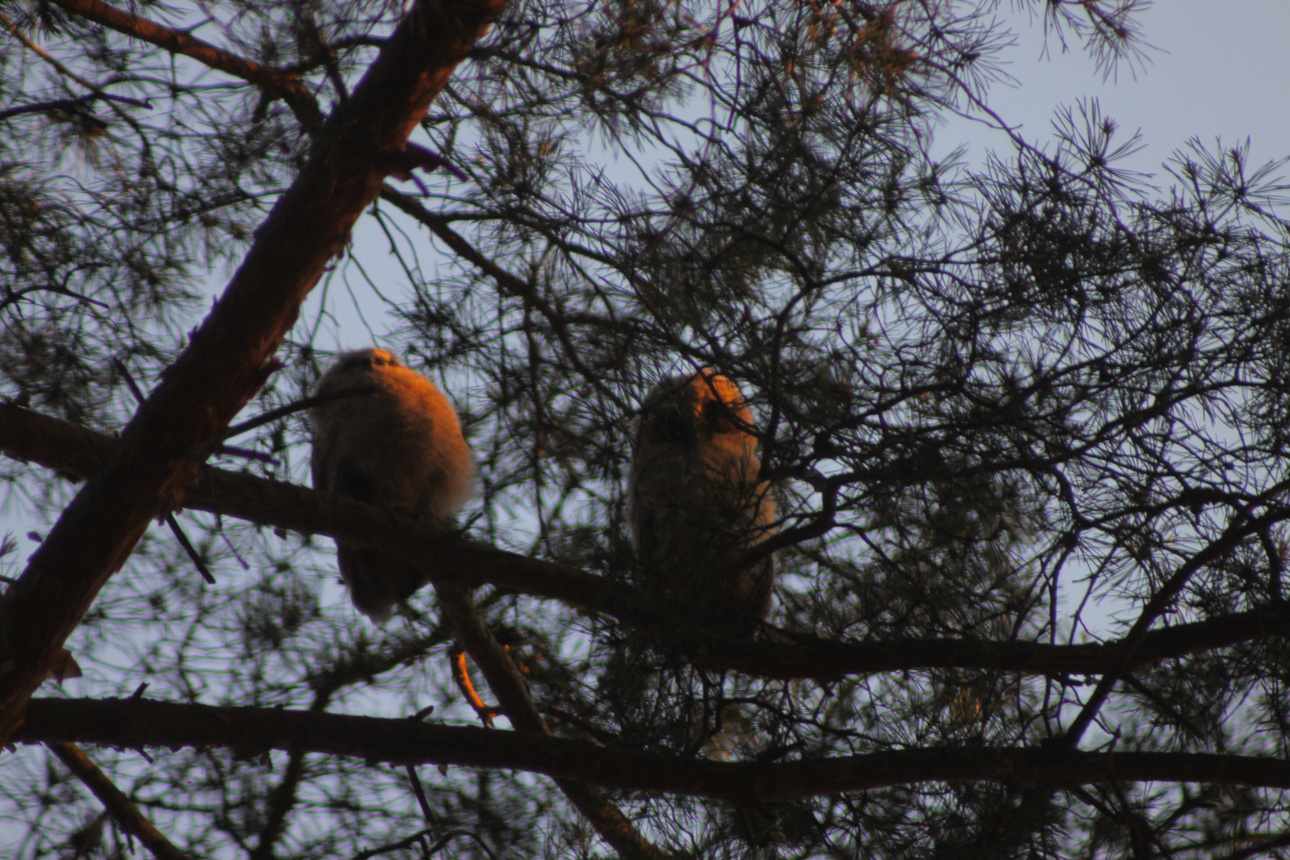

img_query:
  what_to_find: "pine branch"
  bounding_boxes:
[434,583,672,860]
[5,401,1290,682]
[48,741,191,860]
[47,0,324,130]
[0,0,507,740]
[20,697,1290,800]
[378,186,619,403]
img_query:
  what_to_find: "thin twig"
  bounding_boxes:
[405,765,436,822]
[0,92,149,122]
[48,741,192,860]
[353,827,503,860]
[378,187,625,411]
[163,515,215,584]
[113,359,215,584]
[223,386,378,439]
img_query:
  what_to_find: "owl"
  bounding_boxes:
[310,348,474,623]
[627,369,777,635]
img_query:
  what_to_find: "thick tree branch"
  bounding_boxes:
[0,0,506,739]
[5,402,1290,683]
[20,697,1290,801]
[48,0,324,129]
[48,741,191,860]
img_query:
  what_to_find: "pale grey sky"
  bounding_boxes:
[953,1,1290,171]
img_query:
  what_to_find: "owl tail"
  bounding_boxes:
[336,542,429,624]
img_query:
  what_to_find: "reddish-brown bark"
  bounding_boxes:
[48,0,323,127]
[0,0,506,740]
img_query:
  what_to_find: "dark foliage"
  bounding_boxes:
[3,0,1290,857]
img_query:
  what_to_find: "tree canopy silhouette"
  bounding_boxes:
[3,0,1290,857]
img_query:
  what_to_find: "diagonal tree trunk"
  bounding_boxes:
[0,0,506,740]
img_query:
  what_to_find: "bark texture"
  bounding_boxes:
[0,0,506,739]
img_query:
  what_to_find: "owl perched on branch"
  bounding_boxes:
[310,348,474,623]
[627,369,777,635]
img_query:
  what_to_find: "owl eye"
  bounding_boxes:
[647,406,690,442]
[702,400,741,434]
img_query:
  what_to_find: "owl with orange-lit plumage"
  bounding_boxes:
[627,369,777,635]
[310,348,473,623]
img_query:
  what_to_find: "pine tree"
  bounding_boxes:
[3,1,1290,857]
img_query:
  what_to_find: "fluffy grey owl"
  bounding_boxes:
[628,369,777,634]
[310,348,474,623]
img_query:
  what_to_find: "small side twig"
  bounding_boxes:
[405,765,435,822]
[353,827,503,860]
[163,515,216,584]
[0,92,150,122]
[49,741,191,860]
[405,705,437,823]
[223,386,379,439]
[113,359,215,584]
[448,646,500,727]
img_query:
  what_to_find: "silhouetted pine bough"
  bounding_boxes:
[4,0,1290,857]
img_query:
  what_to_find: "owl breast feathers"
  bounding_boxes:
[310,348,474,623]
[627,369,777,634]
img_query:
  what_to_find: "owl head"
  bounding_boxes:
[637,368,758,458]
[315,347,400,390]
